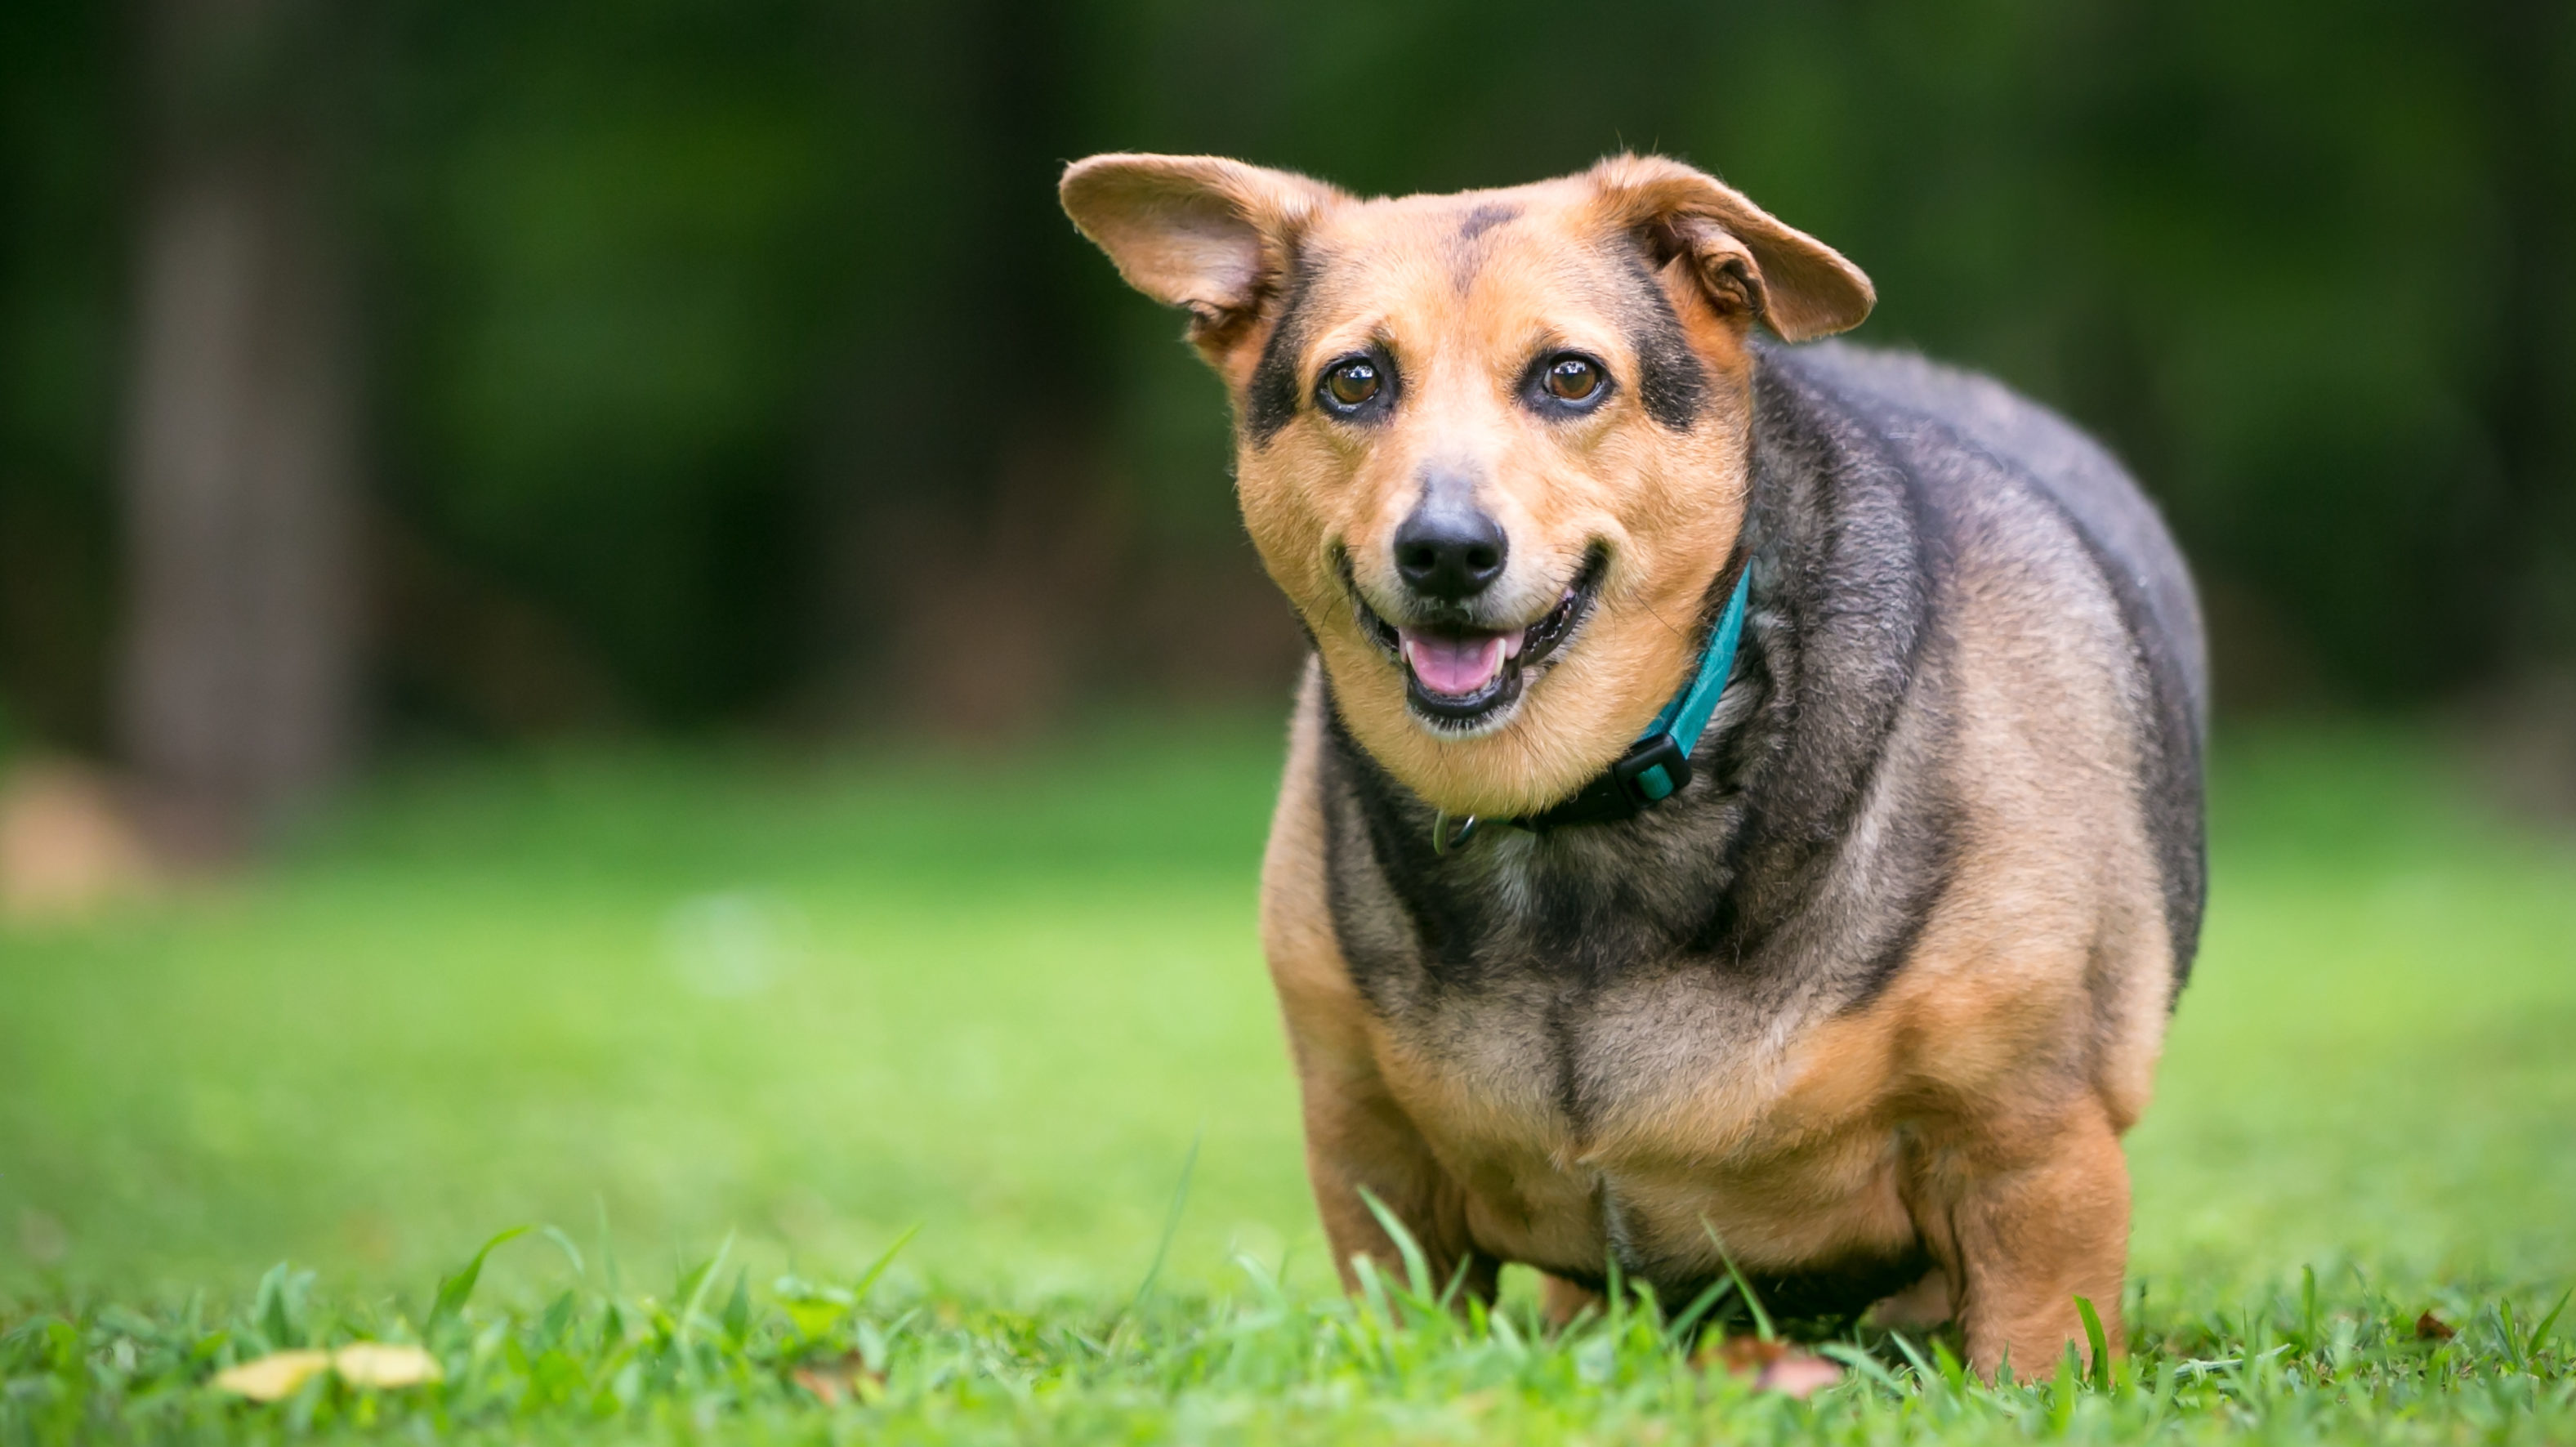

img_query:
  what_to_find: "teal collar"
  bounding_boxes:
[1435,559,1753,850]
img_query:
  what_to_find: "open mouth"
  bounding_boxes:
[1348,548,1607,730]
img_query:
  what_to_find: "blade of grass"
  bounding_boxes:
[2527,1288,2571,1360]
[539,1225,585,1281]
[253,1263,297,1349]
[594,1196,622,1298]
[2077,1294,2112,1391]
[850,1223,922,1305]
[721,1268,750,1347]
[1665,1274,1737,1349]
[1436,1253,1476,1313]
[1355,1187,1434,1300]
[1700,1221,1773,1342]
[675,1230,734,1348]
[1885,1327,1940,1388]
[1824,1341,1902,1391]
[1123,1128,1203,1327]
[426,1226,530,1337]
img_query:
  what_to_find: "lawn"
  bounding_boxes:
[3,716,2572,1442]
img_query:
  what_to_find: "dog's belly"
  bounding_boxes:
[1379,966,1923,1301]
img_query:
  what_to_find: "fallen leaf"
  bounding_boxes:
[1695,1334,1846,1399]
[212,1351,331,1401]
[2416,1311,2456,1342]
[212,1343,447,1400]
[791,1351,882,1407]
[332,1343,443,1388]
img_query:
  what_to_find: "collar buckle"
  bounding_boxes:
[1608,733,1694,808]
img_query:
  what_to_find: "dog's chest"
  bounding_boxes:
[1328,824,1815,1141]
[1319,751,1917,1278]
[1339,854,1900,1281]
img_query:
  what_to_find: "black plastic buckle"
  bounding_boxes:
[1608,733,1694,807]
[1512,731,1698,833]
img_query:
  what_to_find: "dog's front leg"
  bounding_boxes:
[1289,1043,1495,1307]
[1261,674,1493,1308]
[1929,1103,2132,1382]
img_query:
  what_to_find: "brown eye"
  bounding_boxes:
[1322,359,1381,409]
[1545,355,1602,402]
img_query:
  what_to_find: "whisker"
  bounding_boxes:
[1640,599,1691,644]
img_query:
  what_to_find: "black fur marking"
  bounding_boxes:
[1244,254,1315,445]
[1544,1001,1587,1130]
[1316,688,1488,1005]
[1457,202,1520,241]
[1846,799,1962,1006]
[1445,203,1523,290]
[1618,253,1709,431]
[1653,360,1932,970]
[1816,401,1961,1011]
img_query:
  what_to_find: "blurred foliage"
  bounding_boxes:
[2,0,2570,743]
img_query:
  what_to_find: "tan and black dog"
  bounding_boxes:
[1061,153,2204,1378]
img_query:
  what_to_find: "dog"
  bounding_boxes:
[1061,152,2204,1378]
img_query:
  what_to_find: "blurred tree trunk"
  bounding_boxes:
[118,0,359,853]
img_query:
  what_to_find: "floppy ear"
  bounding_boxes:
[1588,154,1873,342]
[1060,153,1345,355]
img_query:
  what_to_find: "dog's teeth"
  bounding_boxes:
[1504,630,1526,659]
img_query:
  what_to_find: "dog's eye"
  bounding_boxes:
[1544,356,1603,403]
[1322,359,1382,410]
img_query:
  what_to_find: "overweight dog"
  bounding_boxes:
[1061,153,2204,1378]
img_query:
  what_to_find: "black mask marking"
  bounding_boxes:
[1244,250,1316,445]
[1620,252,1709,431]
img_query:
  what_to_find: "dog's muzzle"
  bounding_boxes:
[1346,547,1607,730]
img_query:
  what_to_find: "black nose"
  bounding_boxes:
[1393,505,1508,600]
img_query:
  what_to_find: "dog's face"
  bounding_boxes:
[1064,154,1870,816]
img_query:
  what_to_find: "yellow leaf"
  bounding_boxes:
[211,1343,445,1400]
[332,1342,443,1389]
[212,1350,330,1401]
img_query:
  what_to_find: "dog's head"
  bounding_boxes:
[1062,154,1870,816]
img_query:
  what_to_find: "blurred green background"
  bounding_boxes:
[1,0,2573,1319]
[2,0,2573,782]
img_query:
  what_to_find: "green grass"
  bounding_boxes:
[4,716,2573,1442]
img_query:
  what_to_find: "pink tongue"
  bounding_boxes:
[1400,631,1508,696]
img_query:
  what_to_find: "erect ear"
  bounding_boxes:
[1060,153,1345,354]
[1587,154,1873,342]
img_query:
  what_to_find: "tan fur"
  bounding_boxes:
[1073,153,2163,1378]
